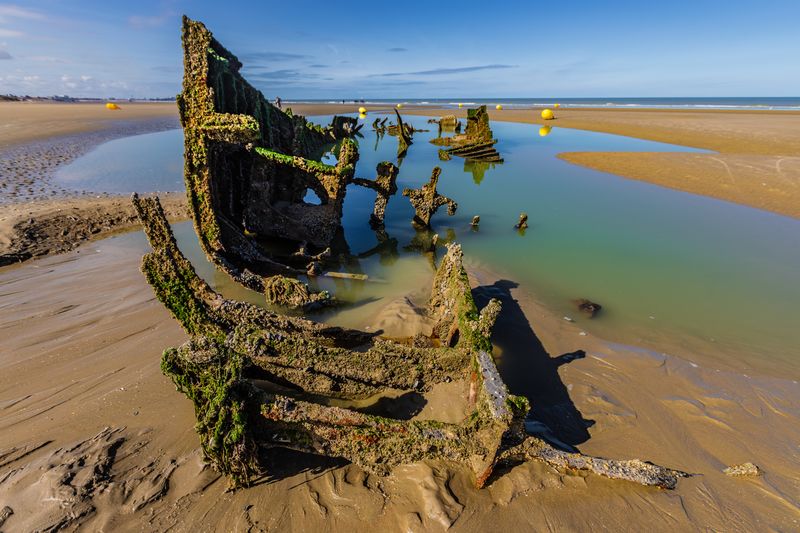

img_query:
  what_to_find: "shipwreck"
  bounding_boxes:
[133,16,688,491]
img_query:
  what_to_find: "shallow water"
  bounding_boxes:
[58,116,800,375]
[54,129,184,194]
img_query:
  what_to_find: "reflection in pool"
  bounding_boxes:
[60,114,800,375]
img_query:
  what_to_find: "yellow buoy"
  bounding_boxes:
[458,103,464,108]
[396,103,403,108]
[105,102,120,110]
[358,106,367,114]
[539,125,552,137]
[554,103,561,108]
[358,113,367,120]
[495,104,503,110]
[541,108,554,120]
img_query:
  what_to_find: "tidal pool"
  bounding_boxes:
[61,115,800,376]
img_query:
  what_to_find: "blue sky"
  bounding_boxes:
[1,0,798,98]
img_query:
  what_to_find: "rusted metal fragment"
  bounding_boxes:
[402,167,458,228]
[350,162,399,228]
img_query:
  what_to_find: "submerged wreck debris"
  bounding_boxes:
[133,194,687,490]
[402,167,458,228]
[431,114,462,136]
[431,105,503,163]
[264,275,333,312]
[350,162,399,228]
[390,109,413,158]
[372,116,389,134]
[574,298,602,318]
[514,213,529,229]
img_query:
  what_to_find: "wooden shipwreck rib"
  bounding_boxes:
[131,16,688,491]
[178,16,387,295]
[431,105,504,164]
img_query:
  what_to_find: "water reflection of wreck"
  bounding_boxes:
[132,16,688,492]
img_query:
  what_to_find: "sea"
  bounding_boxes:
[288,97,800,111]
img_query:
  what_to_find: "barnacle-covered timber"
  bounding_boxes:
[178,16,364,291]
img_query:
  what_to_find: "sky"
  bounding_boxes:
[0,0,798,99]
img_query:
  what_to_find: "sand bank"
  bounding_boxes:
[0,102,186,265]
[0,232,797,531]
[0,101,178,148]
[0,194,187,266]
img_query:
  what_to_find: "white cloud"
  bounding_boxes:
[128,12,174,29]
[80,75,92,82]
[0,28,23,37]
[28,55,65,63]
[0,5,44,23]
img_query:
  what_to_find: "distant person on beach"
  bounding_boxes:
[274,96,282,109]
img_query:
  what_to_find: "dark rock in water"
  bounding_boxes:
[514,213,528,229]
[574,298,602,318]
[471,215,480,227]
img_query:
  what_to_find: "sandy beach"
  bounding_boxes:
[1,102,799,530]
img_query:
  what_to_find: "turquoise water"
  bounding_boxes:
[56,116,800,375]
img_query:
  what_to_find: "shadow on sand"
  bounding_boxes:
[473,279,594,449]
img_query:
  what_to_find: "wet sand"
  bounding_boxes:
[0,234,798,531]
[0,101,178,148]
